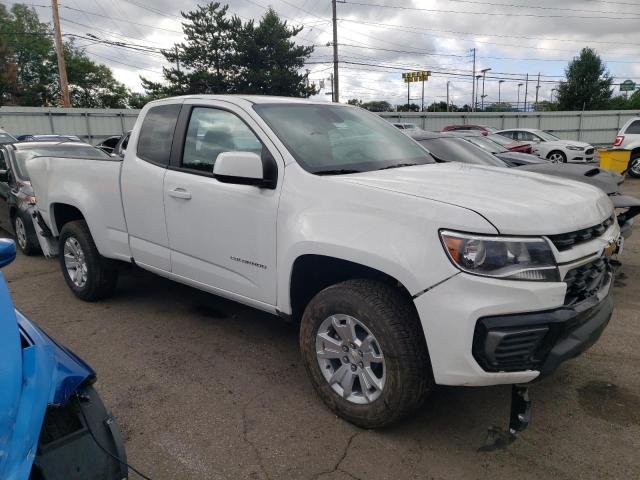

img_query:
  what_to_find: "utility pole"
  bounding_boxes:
[534,72,541,110]
[446,81,450,112]
[330,73,334,102]
[517,83,523,111]
[51,0,70,107]
[475,75,481,111]
[498,80,505,106]
[523,73,529,112]
[480,68,491,111]
[407,80,410,108]
[421,77,425,111]
[471,48,476,111]
[331,0,339,103]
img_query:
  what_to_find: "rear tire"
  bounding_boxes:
[59,220,118,301]
[628,153,640,178]
[14,211,41,256]
[299,279,433,428]
[547,150,566,163]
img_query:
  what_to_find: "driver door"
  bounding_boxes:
[163,100,282,306]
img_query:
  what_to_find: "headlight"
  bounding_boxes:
[440,230,559,281]
[566,145,584,151]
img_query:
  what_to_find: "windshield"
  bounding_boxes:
[537,131,561,142]
[254,104,434,174]
[0,133,17,144]
[14,144,109,180]
[464,135,508,154]
[416,137,507,167]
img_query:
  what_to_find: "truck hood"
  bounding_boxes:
[338,163,613,235]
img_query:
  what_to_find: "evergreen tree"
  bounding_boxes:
[233,8,315,96]
[557,48,613,111]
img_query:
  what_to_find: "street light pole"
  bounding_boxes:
[517,83,523,111]
[475,75,482,111]
[480,68,491,111]
[446,81,450,112]
[498,80,505,105]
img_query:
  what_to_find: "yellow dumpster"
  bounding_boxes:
[598,148,631,174]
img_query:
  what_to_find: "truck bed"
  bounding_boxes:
[27,155,131,262]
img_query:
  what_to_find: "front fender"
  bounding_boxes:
[275,166,496,314]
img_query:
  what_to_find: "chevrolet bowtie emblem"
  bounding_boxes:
[603,240,617,258]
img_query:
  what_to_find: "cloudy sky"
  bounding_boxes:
[17,0,640,108]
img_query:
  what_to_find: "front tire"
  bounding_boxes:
[547,150,566,163]
[59,220,118,301]
[628,153,640,178]
[14,210,41,256]
[299,279,433,428]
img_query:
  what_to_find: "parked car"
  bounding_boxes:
[0,128,18,145]
[0,238,127,480]
[409,131,637,238]
[16,134,82,142]
[95,135,122,154]
[497,128,595,163]
[0,142,111,254]
[486,132,533,154]
[28,96,618,434]
[441,124,499,136]
[393,122,420,131]
[613,116,640,178]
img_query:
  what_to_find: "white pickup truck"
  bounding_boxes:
[28,96,619,431]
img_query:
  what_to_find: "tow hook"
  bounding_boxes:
[478,385,531,452]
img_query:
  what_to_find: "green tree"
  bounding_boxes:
[142,2,316,98]
[0,34,17,105]
[557,48,613,111]
[0,4,57,106]
[396,103,420,112]
[347,98,362,106]
[233,8,315,96]
[64,42,131,108]
[360,100,393,112]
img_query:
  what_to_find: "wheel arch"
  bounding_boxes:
[50,203,86,236]
[288,254,416,322]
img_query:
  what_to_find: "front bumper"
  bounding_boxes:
[413,270,612,386]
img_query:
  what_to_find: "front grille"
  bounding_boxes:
[585,148,595,155]
[548,216,614,251]
[564,257,610,305]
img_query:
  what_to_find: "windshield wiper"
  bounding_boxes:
[377,163,419,171]
[314,169,362,175]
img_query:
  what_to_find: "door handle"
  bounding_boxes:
[168,188,192,200]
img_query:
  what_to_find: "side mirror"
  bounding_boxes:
[213,151,275,189]
[0,170,7,183]
[0,239,16,267]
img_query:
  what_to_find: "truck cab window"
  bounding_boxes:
[182,107,262,173]
[137,104,181,165]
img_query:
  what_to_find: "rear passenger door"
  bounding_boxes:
[121,102,182,272]
[162,100,281,305]
[0,150,11,232]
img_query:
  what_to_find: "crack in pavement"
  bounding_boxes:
[311,430,363,480]
[242,390,272,480]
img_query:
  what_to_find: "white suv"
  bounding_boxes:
[613,117,640,177]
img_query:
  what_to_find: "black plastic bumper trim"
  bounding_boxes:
[473,289,613,376]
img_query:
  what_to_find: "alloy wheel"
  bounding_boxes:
[14,216,27,250]
[63,237,88,288]
[548,152,564,163]
[315,314,386,404]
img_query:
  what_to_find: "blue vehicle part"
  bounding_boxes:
[0,239,95,480]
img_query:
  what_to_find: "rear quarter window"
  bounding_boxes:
[625,120,640,134]
[137,104,181,165]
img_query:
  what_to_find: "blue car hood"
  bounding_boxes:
[0,272,94,480]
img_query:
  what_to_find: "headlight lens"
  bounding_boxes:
[566,145,584,151]
[440,230,559,281]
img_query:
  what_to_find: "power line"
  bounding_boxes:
[340,0,640,20]
[411,0,640,16]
